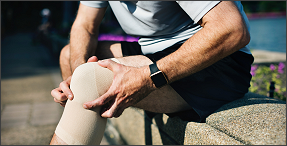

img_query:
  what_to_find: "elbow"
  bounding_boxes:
[232,22,250,51]
[239,26,250,48]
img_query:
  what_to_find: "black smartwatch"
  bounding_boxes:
[149,63,169,88]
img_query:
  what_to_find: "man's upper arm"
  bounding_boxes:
[176,1,220,24]
[72,3,107,34]
[197,1,248,31]
[200,1,250,50]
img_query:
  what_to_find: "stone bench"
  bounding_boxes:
[109,92,286,145]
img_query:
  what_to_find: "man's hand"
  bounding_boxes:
[51,76,73,107]
[83,59,156,118]
[51,56,99,107]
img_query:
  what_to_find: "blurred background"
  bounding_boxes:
[1,1,286,145]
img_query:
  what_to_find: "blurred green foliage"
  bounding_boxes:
[249,62,286,101]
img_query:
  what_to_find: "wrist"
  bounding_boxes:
[141,65,157,90]
[148,63,169,88]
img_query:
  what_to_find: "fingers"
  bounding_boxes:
[83,90,115,109]
[59,80,73,100]
[87,56,98,62]
[59,102,66,107]
[51,76,73,106]
[53,97,67,107]
[51,87,68,107]
[83,92,126,118]
[83,59,128,118]
[51,87,67,101]
[98,59,121,72]
[101,102,125,118]
[60,82,73,100]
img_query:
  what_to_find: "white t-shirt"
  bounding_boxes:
[80,1,251,54]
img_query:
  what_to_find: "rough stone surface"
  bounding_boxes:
[206,92,286,145]
[110,92,286,145]
[184,122,243,145]
[110,107,146,145]
[151,114,242,145]
[111,107,243,145]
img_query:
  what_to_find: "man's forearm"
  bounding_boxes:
[156,1,250,83]
[158,24,249,83]
[69,25,99,72]
[68,4,106,73]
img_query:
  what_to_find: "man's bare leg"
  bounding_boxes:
[51,42,192,145]
[51,59,191,145]
[59,41,123,80]
[51,41,124,145]
[59,45,72,80]
[50,133,66,144]
[116,55,192,113]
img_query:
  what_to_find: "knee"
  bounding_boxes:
[55,62,111,145]
[60,44,70,62]
[69,62,114,104]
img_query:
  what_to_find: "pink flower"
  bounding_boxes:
[278,62,285,69]
[250,65,258,76]
[278,68,284,74]
[251,65,258,71]
[278,62,285,74]
[270,64,276,71]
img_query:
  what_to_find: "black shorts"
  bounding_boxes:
[121,41,254,122]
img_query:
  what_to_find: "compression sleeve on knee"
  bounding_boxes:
[55,58,120,145]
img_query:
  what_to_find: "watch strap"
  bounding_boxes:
[149,63,168,88]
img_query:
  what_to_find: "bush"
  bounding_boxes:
[249,62,286,101]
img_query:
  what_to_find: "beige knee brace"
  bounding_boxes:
[55,58,119,145]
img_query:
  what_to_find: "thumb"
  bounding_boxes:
[98,59,121,72]
[87,56,98,62]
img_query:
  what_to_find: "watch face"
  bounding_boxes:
[150,71,167,88]
[149,63,168,88]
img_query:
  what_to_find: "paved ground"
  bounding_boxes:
[1,32,120,145]
[252,50,286,64]
[1,32,285,145]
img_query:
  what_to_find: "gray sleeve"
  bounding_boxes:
[80,1,109,8]
[176,1,220,23]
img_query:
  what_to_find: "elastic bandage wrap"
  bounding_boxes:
[55,58,120,145]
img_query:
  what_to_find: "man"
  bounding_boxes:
[50,1,253,144]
